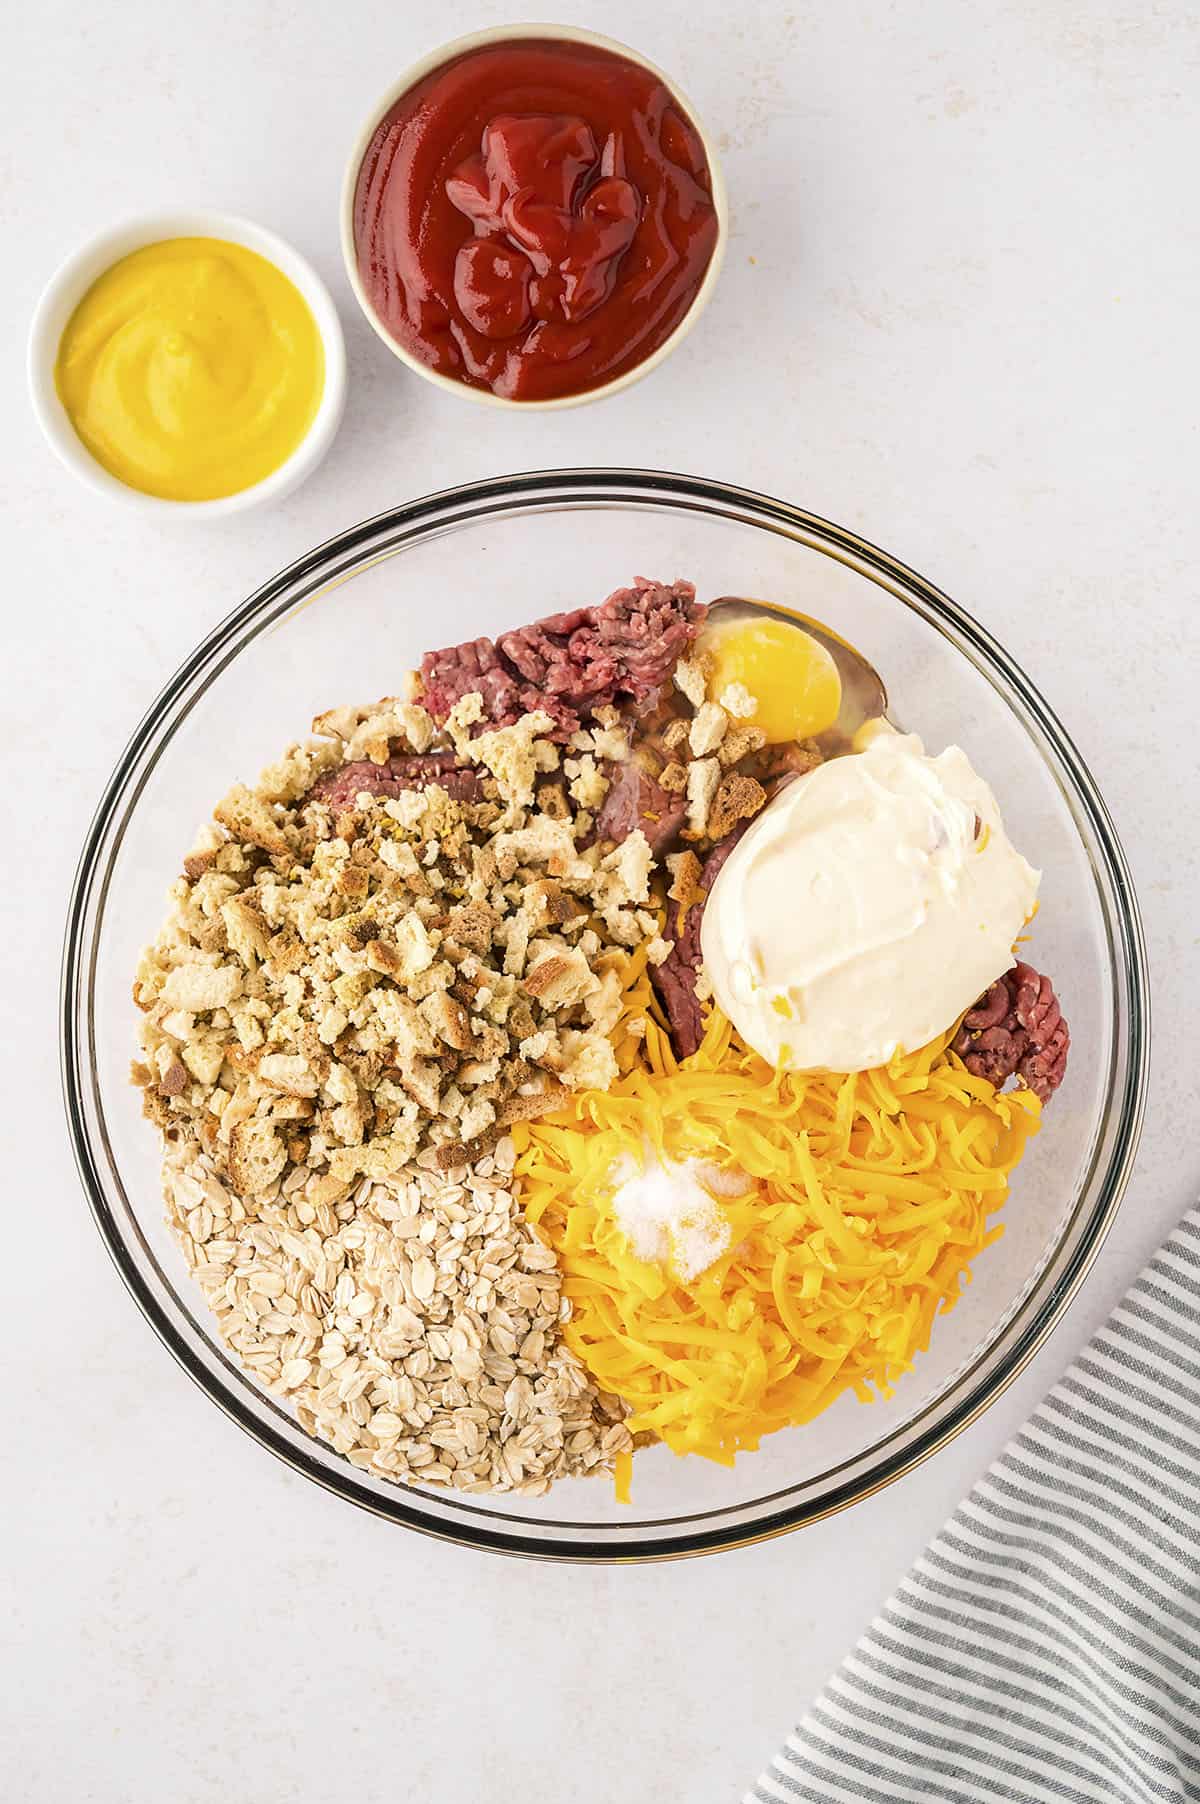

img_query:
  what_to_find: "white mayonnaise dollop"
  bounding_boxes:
[700,730,1039,1073]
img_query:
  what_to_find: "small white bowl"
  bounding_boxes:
[28,211,347,518]
[340,24,728,411]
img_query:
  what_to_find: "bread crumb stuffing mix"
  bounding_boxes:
[133,578,1070,1497]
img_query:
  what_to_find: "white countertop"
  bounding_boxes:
[4,2,1198,1798]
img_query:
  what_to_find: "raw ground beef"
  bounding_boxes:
[951,960,1070,1102]
[309,753,484,809]
[652,828,747,1058]
[419,578,705,739]
[593,761,687,856]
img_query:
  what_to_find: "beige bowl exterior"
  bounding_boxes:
[340,23,728,411]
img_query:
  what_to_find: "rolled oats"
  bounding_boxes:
[162,1134,629,1494]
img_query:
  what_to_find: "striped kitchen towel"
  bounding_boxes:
[747,1207,1200,1804]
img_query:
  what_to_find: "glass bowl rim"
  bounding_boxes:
[61,466,1150,1561]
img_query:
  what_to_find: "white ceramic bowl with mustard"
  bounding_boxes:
[28,211,347,518]
[340,25,728,410]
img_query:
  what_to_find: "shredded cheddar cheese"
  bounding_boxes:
[513,962,1040,1470]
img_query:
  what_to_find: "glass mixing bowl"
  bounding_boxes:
[62,469,1149,1560]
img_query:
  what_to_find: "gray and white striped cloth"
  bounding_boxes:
[747,1207,1200,1804]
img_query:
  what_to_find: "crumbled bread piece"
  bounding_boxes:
[567,752,609,810]
[658,760,687,793]
[159,1007,196,1042]
[183,824,224,881]
[317,1005,348,1046]
[230,1008,265,1053]
[667,849,704,906]
[707,773,767,841]
[159,1061,189,1098]
[399,1059,442,1117]
[392,913,436,981]
[501,909,530,978]
[663,718,691,755]
[365,938,405,980]
[216,1082,255,1141]
[469,711,554,807]
[491,815,581,878]
[459,1095,497,1141]
[394,701,435,753]
[445,691,485,746]
[332,1121,420,1183]
[497,1080,568,1126]
[267,930,308,976]
[591,725,629,762]
[345,708,425,763]
[338,865,370,901]
[719,682,757,720]
[470,1022,510,1062]
[329,1100,365,1146]
[523,948,598,1008]
[432,1142,470,1171]
[673,657,707,708]
[257,1053,318,1098]
[601,829,653,907]
[213,784,292,857]
[223,1042,262,1077]
[269,1096,314,1124]
[523,879,585,932]
[420,989,472,1052]
[535,780,571,821]
[518,1029,555,1062]
[646,936,674,966]
[161,962,243,1013]
[323,1061,358,1107]
[227,1118,286,1198]
[377,839,428,890]
[718,724,768,769]
[558,1030,619,1093]
[388,785,466,847]
[446,900,498,954]
[369,990,439,1061]
[312,703,364,741]
[688,701,729,757]
[598,905,641,948]
[258,741,339,803]
[584,970,622,1037]
[332,969,375,1010]
[685,758,721,838]
[402,954,455,1005]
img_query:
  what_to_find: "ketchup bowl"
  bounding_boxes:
[340,26,727,409]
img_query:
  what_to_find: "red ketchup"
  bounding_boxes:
[353,39,721,401]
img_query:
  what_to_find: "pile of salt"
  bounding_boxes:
[607,1145,735,1281]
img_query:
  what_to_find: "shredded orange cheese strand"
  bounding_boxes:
[513,960,1040,1468]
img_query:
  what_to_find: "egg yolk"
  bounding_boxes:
[700,616,843,742]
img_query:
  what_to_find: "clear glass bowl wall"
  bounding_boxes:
[63,470,1148,1560]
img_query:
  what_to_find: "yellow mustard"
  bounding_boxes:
[54,237,324,502]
